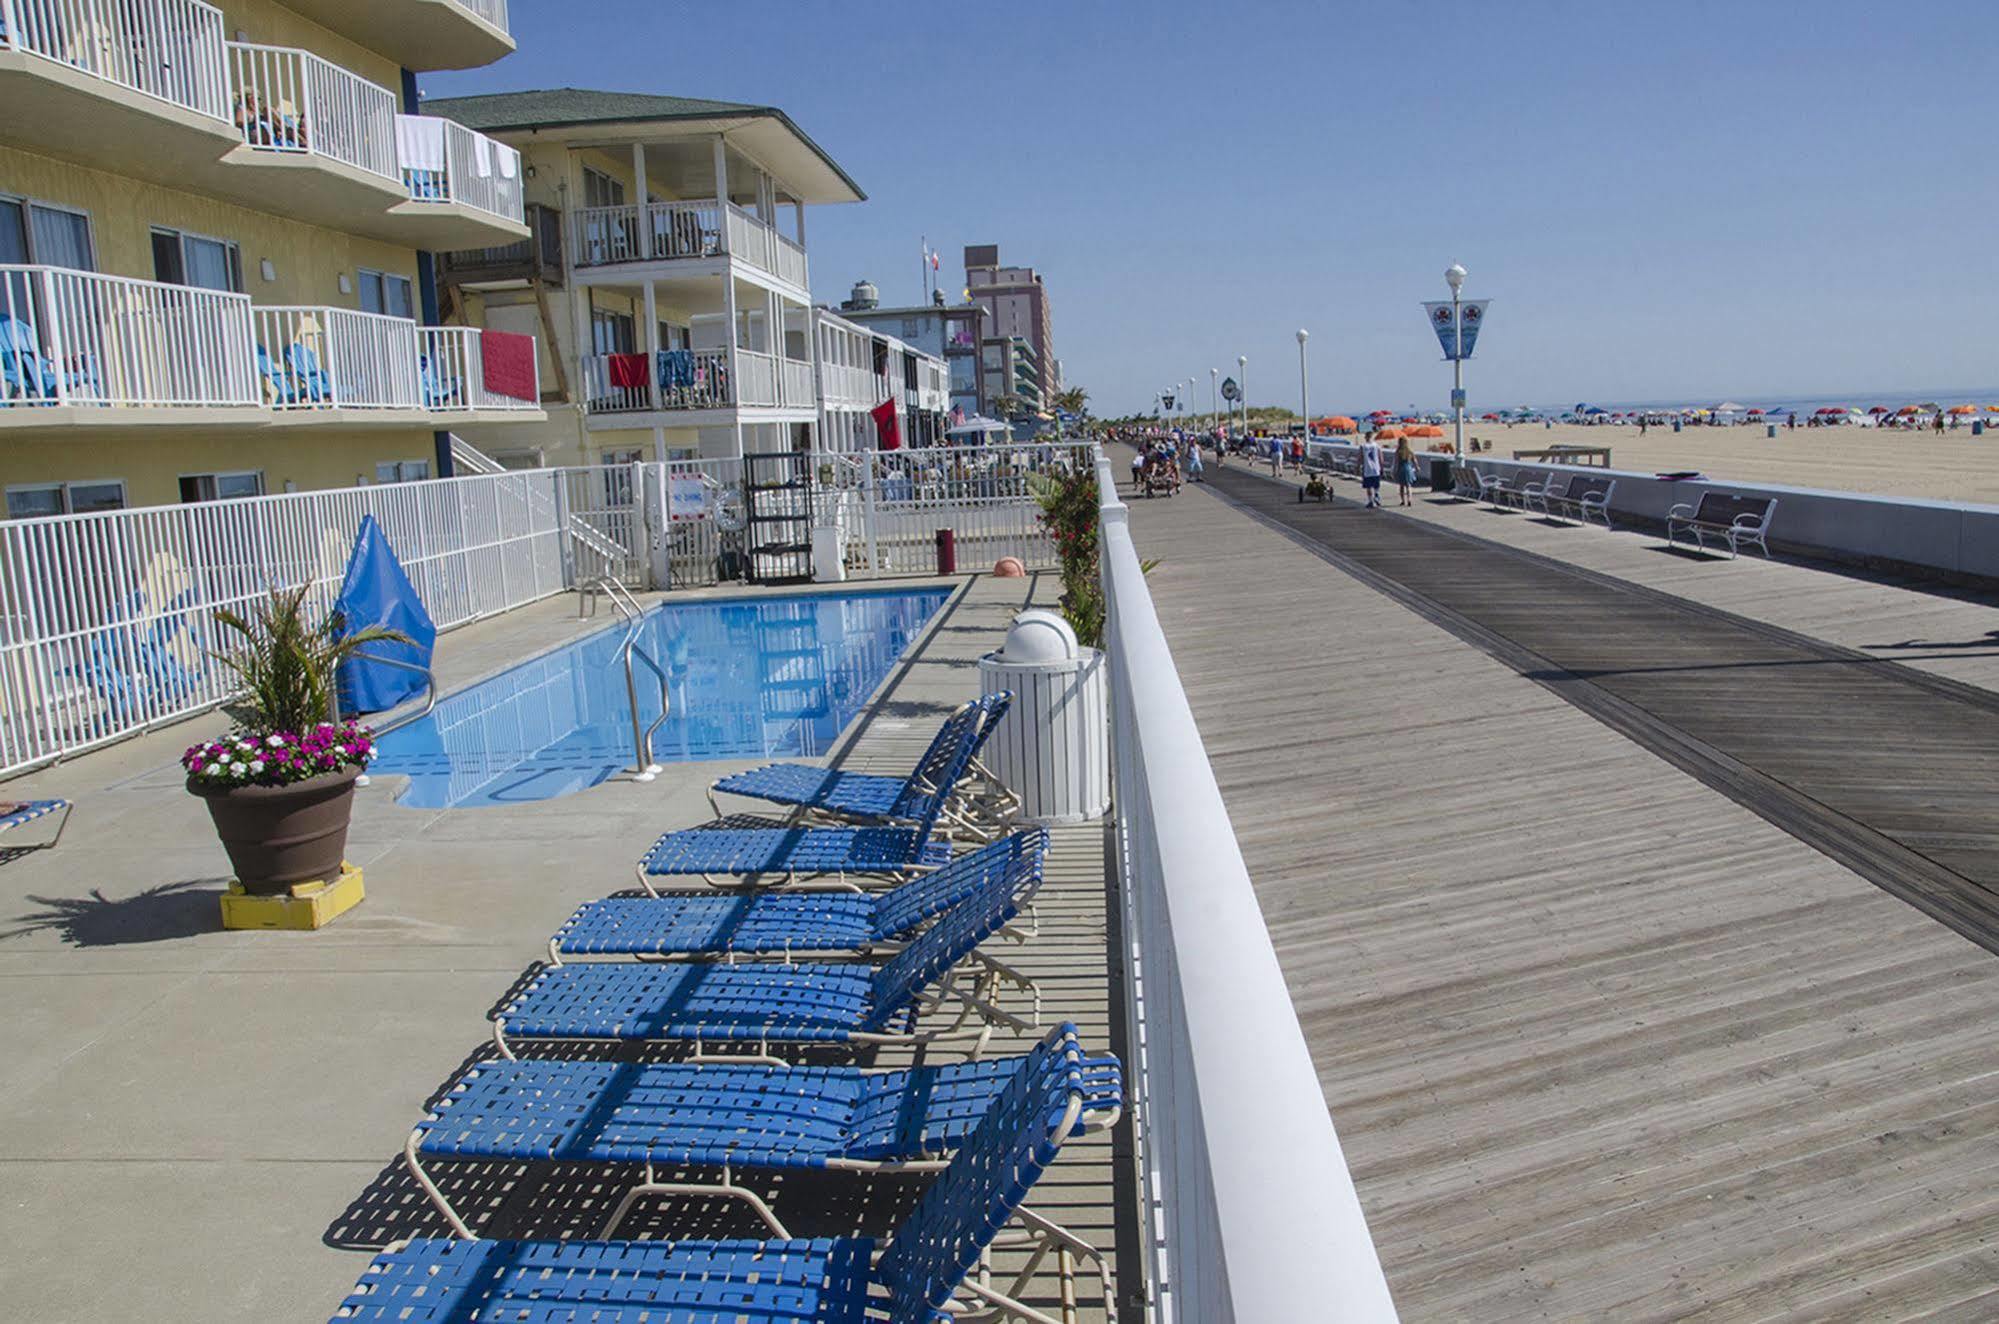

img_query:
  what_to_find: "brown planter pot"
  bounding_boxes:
[191,766,361,895]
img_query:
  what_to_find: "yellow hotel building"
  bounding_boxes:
[0,0,543,515]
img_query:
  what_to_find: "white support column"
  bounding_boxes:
[630,141,651,259]
[721,269,742,458]
[641,279,661,412]
[711,135,730,253]
[564,151,592,437]
[793,199,806,248]
[651,424,666,464]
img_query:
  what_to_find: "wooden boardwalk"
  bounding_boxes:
[1123,467,1999,1320]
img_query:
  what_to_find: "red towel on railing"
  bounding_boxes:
[480,330,538,401]
[870,398,902,451]
[606,352,650,390]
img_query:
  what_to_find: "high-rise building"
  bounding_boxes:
[832,282,987,419]
[963,244,1054,406]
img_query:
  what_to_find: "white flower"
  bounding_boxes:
[229,761,247,775]
[236,740,254,752]
[248,760,264,774]
[204,763,227,777]
[266,735,286,747]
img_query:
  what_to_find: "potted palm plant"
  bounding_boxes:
[183,585,405,895]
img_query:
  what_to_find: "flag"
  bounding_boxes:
[870,398,902,450]
[929,249,940,271]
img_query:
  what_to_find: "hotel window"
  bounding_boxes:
[591,309,635,354]
[357,268,414,319]
[178,471,264,503]
[151,227,243,293]
[5,480,126,519]
[0,196,94,270]
[583,167,626,210]
[375,460,430,484]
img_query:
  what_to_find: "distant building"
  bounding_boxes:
[964,244,1055,401]
[983,336,1041,414]
[833,284,986,419]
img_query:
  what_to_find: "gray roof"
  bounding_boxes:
[420,88,864,199]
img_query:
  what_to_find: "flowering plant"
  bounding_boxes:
[183,720,375,789]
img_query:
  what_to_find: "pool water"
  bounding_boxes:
[370,587,952,809]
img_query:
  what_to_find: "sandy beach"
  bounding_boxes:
[1446,420,1999,504]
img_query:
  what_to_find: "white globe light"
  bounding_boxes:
[1446,263,1467,290]
[1296,328,1309,343]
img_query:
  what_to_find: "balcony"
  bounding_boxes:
[441,202,563,289]
[263,0,514,73]
[390,114,528,247]
[571,198,807,292]
[252,305,539,419]
[0,263,258,422]
[579,345,813,424]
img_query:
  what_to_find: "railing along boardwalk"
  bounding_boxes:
[1094,454,1397,1323]
[1119,455,1999,1317]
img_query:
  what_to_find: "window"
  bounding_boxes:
[0,196,94,270]
[901,318,920,339]
[375,460,430,484]
[178,471,264,503]
[591,309,635,355]
[151,227,243,293]
[5,480,125,519]
[357,268,414,319]
[583,167,625,210]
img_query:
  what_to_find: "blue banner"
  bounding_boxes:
[1422,300,1460,359]
[1457,300,1490,359]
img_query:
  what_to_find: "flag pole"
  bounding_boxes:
[920,235,929,303]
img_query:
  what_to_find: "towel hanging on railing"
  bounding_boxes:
[396,116,446,173]
[606,353,650,390]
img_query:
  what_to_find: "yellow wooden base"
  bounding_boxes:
[219,863,364,931]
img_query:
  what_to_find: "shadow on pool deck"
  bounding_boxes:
[0,877,225,946]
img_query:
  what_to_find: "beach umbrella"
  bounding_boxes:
[1406,424,1445,438]
[1373,426,1404,441]
[1480,412,1500,420]
[1316,415,1357,433]
[1896,405,1923,415]
[1745,407,1764,415]
[1867,406,1890,414]
[1715,401,1745,413]
[1949,404,1978,414]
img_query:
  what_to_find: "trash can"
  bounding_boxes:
[976,610,1109,825]
[1673,419,1682,433]
[1976,421,1985,437]
[1430,457,1455,493]
[1766,424,1777,439]
[810,525,845,583]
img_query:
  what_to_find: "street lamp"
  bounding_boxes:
[1237,354,1247,438]
[1446,263,1467,460]
[1296,329,1310,463]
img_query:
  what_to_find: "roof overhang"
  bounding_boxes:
[475,110,863,204]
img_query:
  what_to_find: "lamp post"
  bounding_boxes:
[1237,354,1247,440]
[1446,263,1467,460]
[1210,367,1219,434]
[1296,328,1310,466]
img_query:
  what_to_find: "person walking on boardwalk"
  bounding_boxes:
[1393,435,1417,507]
[1359,433,1384,508]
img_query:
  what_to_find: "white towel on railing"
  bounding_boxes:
[397,116,446,172]
[497,144,519,179]
[473,135,493,177]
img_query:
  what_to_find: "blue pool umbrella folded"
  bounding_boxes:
[334,514,436,716]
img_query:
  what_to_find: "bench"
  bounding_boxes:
[1534,473,1616,528]
[1477,469,1527,509]
[1667,490,1776,557]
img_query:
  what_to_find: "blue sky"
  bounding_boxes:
[425,1,1999,415]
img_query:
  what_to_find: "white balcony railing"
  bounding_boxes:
[397,115,524,224]
[571,200,722,269]
[448,0,509,32]
[252,305,416,409]
[417,326,538,412]
[723,203,808,289]
[580,348,732,415]
[821,361,876,409]
[0,264,256,408]
[225,41,396,181]
[780,357,813,408]
[0,0,232,121]
[1094,451,1398,1323]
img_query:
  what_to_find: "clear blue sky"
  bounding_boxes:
[425,0,1999,415]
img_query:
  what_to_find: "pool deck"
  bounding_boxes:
[1124,455,1999,1319]
[0,575,1122,1321]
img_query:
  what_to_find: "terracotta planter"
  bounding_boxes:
[191,767,362,894]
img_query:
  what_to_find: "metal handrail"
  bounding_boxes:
[353,652,438,737]
[586,575,668,781]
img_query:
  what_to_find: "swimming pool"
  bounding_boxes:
[370,586,953,809]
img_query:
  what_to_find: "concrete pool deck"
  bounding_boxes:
[0,574,1122,1321]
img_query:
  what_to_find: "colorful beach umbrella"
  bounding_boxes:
[1867,406,1890,414]
[1949,404,1978,414]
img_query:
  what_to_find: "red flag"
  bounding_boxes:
[870,398,902,450]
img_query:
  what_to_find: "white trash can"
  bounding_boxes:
[976,610,1109,825]
[810,525,846,582]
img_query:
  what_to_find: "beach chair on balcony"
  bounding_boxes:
[1,314,60,403]
[285,343,331,402]
[708,692,1018,841]
[550,829,1045,963]
[335,1025,1121,1324]
[405,1020,1119,1246]
[418,354,463,408]
[255,345,300,405]
[492,853,1039,1060]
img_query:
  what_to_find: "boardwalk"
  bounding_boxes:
[1124,462,1999,1319]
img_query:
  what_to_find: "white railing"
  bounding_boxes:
[819,362,877,409]
[397,115,523,223]
[448,0,509,32]
[1,264,257,409]
[1094,452,1398,1322]
[225,41,396,180]
[571,200,722,268]
[253,305,416,409]
[723,203,807,289]
[773,230,808,289]
[0,467,579,774]
[0,0,232,121]
[735,347,778,407]
[780,356,813,408]
[417,326,538,412]
[579,348,732,415]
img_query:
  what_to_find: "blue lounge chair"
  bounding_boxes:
[709,692,1018,841]
[1,313,59,403]
[550,829,1045,962]
[404,1022,1119,1242]
[417,353,462,408]
[0,799,71,850]
[286,342,331,402]
[255,345,300,405]
[494,850,1038,1059]
[333,1024,1121,1323]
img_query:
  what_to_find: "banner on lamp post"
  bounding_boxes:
[1457,300,1490,358]
[1421,299,1493,361]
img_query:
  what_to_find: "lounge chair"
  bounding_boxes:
[404,1021,1119,1242]
[0,799,71,850]
[418,353,462,408]
[333,1024,1122,1323]
[493,850,1038,1059]
[0,313,58,402]
[286,342,331,402]
[708,692,1018,841]
[551,828,1045,962]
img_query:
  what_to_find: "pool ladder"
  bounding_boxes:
[588,576,669,782]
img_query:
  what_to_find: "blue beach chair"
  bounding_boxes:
[493,852,1039,1059]
[0,314,60,403]
[418,353,462,408]
[286,342,331,402]
[0,799,71,850]
[550,829,1045,963]
[709,692,1019,841]
[333,1026,1122,1322]
[404,1022,1119,1243]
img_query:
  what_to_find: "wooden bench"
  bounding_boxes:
[1667,490,1776,557]
[1533,473,1616,528]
